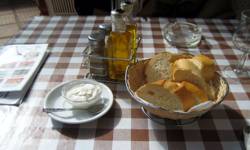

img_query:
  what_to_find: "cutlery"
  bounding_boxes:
[43,108,86,112]
[43,103,105,114]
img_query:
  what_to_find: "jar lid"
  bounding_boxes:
[88,32,104,42]
[98,24,111,34]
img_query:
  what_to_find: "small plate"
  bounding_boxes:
[44,79,113,124]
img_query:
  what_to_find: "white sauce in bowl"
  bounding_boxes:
[65,83,101,102]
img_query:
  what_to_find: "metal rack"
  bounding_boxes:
[82,24,142,83]
[82,46,134,84]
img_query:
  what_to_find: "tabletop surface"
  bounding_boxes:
[0,16,249,150]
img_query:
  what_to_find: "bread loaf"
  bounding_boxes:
[172,59,207,88]
[135,81,183,111]
[191,54,215,81]
[144,52,173,83]
[145,52,192,83]
[172,57,215,99]
[135,80,209,111]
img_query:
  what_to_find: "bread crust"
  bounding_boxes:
[144,52,192,83]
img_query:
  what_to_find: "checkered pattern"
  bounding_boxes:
[0,16,249,150]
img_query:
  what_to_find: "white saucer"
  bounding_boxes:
[44,79,113,124]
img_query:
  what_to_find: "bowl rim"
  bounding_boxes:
[164,21,202,33]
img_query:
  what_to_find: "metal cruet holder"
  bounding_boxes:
[82,23,141,83]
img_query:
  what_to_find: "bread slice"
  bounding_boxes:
[174,85,198,111]
[172,58,214,99]
[191,54,215,81]
[174,81,209,111]
[135,81,183,111]
[182,81,208,103]
[135,80,209,112]
[144,52,173,83]
[145,52,192,83]
[172,58,205,87]
[152,79,182,92]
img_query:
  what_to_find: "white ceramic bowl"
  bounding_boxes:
[61,79,102,109]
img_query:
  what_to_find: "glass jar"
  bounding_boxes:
[164,21,202,48]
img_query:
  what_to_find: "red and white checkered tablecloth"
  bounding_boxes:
[0,16,249,150]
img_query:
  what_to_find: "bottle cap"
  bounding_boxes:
[111,9,126,31]
[121,1,133,15]
[88,32,104,42]
[88,31,105,52]
[98,24,112,35]
[111,9,124,17]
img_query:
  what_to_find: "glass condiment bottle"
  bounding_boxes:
[88,31,107,77]
[98,23,112,49]
[98,24,112,38]
[106,9,132,80]
[121,1,137,63]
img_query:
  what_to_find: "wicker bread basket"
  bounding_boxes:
[125,59,229,120]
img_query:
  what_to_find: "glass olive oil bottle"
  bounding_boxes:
[121,1,137,63]
[106,9,132,80]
